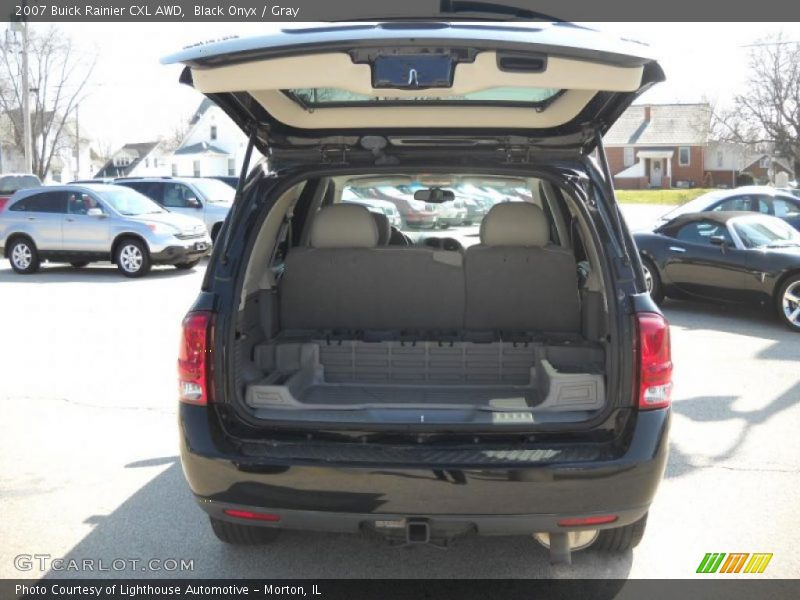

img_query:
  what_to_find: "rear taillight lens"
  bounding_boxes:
[178,311,214,405]
[0,198,9,212]
[636,312,673,410]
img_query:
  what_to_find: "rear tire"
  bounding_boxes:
[70,261,89,268]
[175,260,200,270]
[592,513,648,553]
[776,274,800,332]
[641,257,664,305]
[209,517,281,545]
[8,237,40,274]
[115,239,151,278]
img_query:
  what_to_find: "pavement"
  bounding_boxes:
[1,203,798,579]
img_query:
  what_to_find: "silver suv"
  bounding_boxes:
[0,184,212,277]
[113,177,233,241]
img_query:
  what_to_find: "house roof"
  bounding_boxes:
[94,141,160,178]
[605,103,711,146]
[173,141,228,156]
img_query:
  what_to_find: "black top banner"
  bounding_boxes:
[2,0,800,22]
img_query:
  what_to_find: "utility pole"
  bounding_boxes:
[75,103,80,178]
[10,20,34,175]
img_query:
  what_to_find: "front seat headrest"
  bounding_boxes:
[480,202,550,247]
[370,211,391,246]
[310,204,379,249]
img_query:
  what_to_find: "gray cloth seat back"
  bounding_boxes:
[280,204,465,332]
[464,202,581,334]
[370,212,391,245]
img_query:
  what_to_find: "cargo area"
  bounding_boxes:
[230,174,615,427]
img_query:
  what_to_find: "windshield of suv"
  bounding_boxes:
[100,188,166,216]
[341,177,533,249]
[733,217,800,248]
[192,178,236,203]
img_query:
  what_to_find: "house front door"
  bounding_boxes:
[650,159,663,187]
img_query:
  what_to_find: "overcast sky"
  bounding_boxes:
[11,21,800,150]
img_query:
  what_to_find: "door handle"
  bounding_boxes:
[27,217,36,221]
[65,218,75,222]
[669,246,687,253]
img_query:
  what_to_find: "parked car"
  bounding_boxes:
[452,196,486,225]
[636,211,800,330]
[656,186,800,232]
[0,173,41,212]
[434,199,468,227]
[164,22,671,564]
[0,184,211,277]
[208,175,240,188]
[341,189,402,228]
[370,186,439,229]
[113,176,233,240]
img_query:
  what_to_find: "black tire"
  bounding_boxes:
[115,238,151,278]
[776,274,800,332]
[209,517,281,545]
[592,513,648,553]
[641,257,665,305]
[175,260,200,270]
[70,261,89,268]
[210,223,222,242]
[8,237,40,274]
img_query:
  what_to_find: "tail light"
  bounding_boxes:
[0,198,9,212]
[178,311,214,405]
[636,312,673,410]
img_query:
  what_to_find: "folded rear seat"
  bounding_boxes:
[464,202,581,335]
[280,204,465,334]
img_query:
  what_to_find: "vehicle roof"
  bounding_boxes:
[12,183,129,196]
[161,22,657,68]
[661,210,784,229]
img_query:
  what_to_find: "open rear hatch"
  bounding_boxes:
[162,22,664,157]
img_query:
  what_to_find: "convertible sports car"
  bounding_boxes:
[634,212,800,331]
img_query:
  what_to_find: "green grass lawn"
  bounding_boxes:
[615,188,713,205]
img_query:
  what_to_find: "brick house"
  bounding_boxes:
[604,104,711,190]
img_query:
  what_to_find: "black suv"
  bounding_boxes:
[166,22,671,564]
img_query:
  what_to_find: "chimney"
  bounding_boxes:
[644,105,652,122]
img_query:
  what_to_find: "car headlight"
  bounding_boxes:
[146,222,179,235]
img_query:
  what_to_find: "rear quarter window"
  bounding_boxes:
[9,191,66,213]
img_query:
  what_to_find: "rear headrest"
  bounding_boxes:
[480,202,550,247]
[310,204,379,249]
[370,211,391,246]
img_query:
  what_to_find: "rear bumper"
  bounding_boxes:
[179,405,669,532]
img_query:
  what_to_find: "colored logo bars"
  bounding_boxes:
[696,553,773,574]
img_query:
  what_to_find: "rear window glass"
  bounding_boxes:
[0,175,41,195]
[284,87,562,108]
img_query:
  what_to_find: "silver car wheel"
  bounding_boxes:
[782,281,800,327]
[119,244,143,273]
[11,242,32,270]
[642,264,654,294]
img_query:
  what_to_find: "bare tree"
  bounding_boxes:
[713,33,800,176]
[159,109,195,153]
[0,25,96,179]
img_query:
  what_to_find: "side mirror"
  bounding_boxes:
[709,235,728,250]
[87,207,105,217]
[187,197,201,208]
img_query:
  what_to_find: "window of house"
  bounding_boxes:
[759,156,770,168]
[623,147,635,167]
[716,151,723,168]
[145,158,149,168]
[679,147,690,166]
[171,163,178,176]
[227,158,236,176]
[193,160,201,177]
[210,125,217,141]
